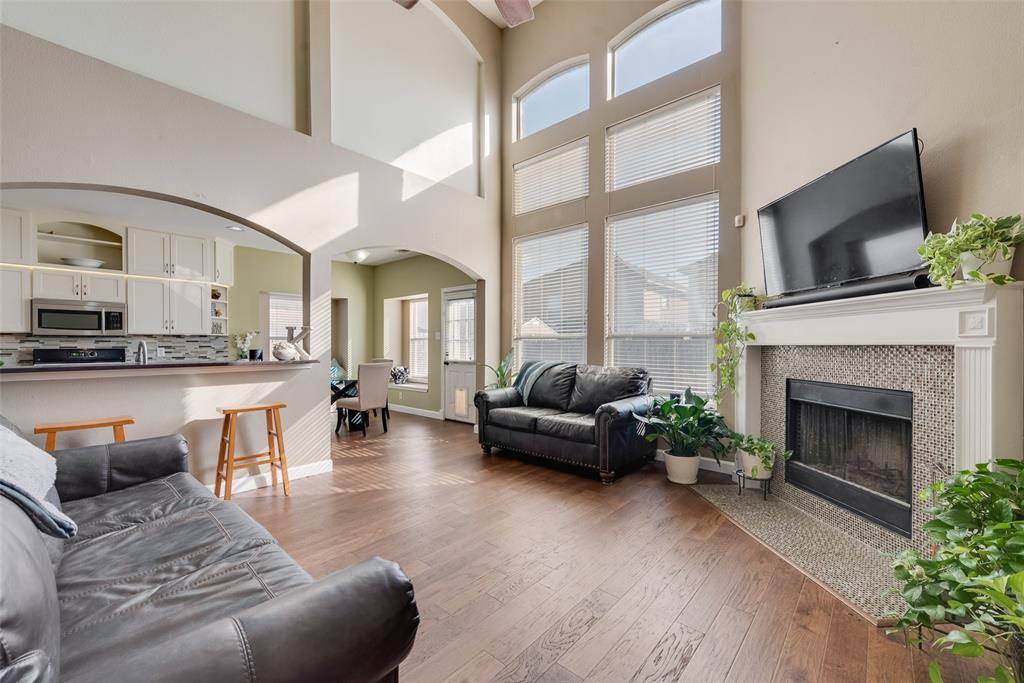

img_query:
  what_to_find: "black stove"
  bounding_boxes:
[33,348,127,365]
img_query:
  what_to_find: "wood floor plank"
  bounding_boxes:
[489,589,619,683]
[865,626,916,683]
[772,580,834,683]
[726,565,805,683]
[678,605,754,683]
[231,415,997,683]
[819,605,869,683]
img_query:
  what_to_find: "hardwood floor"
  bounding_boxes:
[234,414,996,683]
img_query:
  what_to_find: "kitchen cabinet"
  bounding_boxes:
[127,278,209,335]
[126,228,170,277]
[32,270,81,300]
[0,266,31,332]
[0,208,35,264]
[32,270,125,303]
[169,280,208,334]
[126,228,210,281]
[214,238,234,286]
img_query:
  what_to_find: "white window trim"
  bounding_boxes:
[513,54,590,141]
[259,291,303,359]
[406,296,429,385]
[512,223,589,367]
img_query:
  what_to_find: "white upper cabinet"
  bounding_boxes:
[33,269,81,301]
[126,228,210,281]
[0,208,35,264]
[127,279,169,334]
[127,228,171,277]
[0,267,31,332]
[169,281,209,334]
[214,238,234,286]
[171,234,211,281]
[82,273,126,303]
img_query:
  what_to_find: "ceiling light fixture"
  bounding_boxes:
[351,249,370,264]
[226,225,244,232]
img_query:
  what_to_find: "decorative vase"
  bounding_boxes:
[960,247,1015,280]
[738,449,772,479]
[662,449,700,485]
[272,342,299,361]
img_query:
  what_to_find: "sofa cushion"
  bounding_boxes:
[535,412,596,444]
[524,364,577,410]
[568,365,650,414]
[487,406,564,433]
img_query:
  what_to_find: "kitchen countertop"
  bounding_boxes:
[0,359,318,380]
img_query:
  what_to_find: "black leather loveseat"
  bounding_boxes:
[0,416,419,683]
[474,363,655,483]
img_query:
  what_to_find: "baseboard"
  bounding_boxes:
[699,455,762,488]
[203,459,333,494]
[388,404,443,420]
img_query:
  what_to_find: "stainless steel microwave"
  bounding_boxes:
[31,299,127,336]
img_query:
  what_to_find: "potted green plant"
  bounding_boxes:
[890,458,1024,683]
[711,284,764,405]
[919,214,1023,289]
[731,433,790,479]
[481,349,517,389]
[633,388,731,485]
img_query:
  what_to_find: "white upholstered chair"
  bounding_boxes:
[335,362,392,436]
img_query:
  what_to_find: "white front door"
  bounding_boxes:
[443,287,477,423]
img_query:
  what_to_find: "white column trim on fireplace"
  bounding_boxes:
[728,283,1023,473]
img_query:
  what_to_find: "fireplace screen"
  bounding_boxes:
[786,379,913,536]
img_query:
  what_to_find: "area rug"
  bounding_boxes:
[691,483,906,623]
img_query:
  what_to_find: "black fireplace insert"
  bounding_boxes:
[786,379,913,536]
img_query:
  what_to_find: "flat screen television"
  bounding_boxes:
[758,129,928,297]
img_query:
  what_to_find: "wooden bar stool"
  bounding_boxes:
[214,402,290,500]
[34,416,135,452]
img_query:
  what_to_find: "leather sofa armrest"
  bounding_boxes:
[53,435,189,502]
[474,386,522,412]
[80,557,419,683]
[596,394,654,429]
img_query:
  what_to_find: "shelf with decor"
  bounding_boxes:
[36,220,124,272]
[210,284,228,336]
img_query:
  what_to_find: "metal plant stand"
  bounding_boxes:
[736,469,772,501]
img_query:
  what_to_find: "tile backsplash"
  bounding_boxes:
[0,335,229,366]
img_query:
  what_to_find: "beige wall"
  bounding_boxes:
[373,255,475,412]
[0,0,502,484]
[330,260,376,369]
[0,0,308,131]
[230,246,304,356]
[739,0,1024,286]
[500,0,742,360]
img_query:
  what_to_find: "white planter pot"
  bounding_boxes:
[662,450,700,485]
[738,449,773,479]
[960,247,1015,280]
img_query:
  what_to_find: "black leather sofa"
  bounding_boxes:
[0,416,419,683]
[474,363,655,483]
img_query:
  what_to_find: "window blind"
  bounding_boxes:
[407,298,429,381]
[513,225,588,366]
[513,138,589,215]
[606,86,721,192]
[445,295,475,362]
[605,194,719,396]
[267,293,303,342]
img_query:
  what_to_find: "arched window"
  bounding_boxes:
[611,0,721,97]
[517,60,589,139]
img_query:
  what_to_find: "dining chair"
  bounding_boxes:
[369,358,394,420]
[335,362,391,437]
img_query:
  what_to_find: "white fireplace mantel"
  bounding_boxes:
[733,283,1024,471]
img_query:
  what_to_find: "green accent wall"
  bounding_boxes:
[372,255,474,413]
[229,246,302,358]
[232,249,472,412]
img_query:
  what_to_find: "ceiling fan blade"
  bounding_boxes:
[495,0,534,27]
[392,0,419,8]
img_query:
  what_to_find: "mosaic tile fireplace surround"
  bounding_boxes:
[729,283,1024,556]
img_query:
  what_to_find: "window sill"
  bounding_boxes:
[390,382,428,393]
